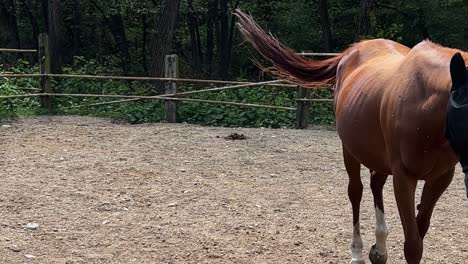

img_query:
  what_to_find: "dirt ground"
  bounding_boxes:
[0,116,467,264]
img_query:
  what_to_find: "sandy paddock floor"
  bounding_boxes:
[0,116,467,264]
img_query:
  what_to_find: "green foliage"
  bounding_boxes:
[0,57,336,128]
[42,57,333,128]
[309,89,335,125]
[0,60,41,121]
[55,58,337,127]
[177,84,298,128]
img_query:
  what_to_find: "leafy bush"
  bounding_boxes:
[0,60,41,121]
[309,89,335,125]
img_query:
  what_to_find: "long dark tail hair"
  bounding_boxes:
[234,9,344,88]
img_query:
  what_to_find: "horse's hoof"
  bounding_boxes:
[369,245,387,264]
[350,260,366,264]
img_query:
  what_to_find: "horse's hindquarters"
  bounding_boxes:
[336,81,391,175]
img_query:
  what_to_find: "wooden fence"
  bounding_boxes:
[0,33,335,129]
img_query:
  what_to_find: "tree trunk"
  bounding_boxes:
[71,0,81,57]
[19,0,40,49]
[226,0,240,78]
[318,0,333,52]
[109,14,130,74]
[141,14,148,75]
[188,0,202,70]
[206,0,217,76]
[48,0,64,73]
[355,0,375,40]
[149,0,181,92]
[218,0,229,78]
[42,0,48,32]
[0,0,20,49]
[89,0,130,74]
[96,25,104,65]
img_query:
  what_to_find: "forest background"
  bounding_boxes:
[1,0,466,127]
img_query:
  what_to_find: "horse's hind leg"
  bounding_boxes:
[369,171,389,264]
[343,147,365,264]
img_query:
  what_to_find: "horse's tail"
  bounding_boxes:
[234,9,345,88]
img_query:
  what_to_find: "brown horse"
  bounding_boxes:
[234,9,468,264]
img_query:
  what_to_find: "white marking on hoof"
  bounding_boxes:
[351,222,365,263]
[374,207,388,256]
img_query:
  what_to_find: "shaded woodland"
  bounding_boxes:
[0,0,467,127]
[1,0,467,79]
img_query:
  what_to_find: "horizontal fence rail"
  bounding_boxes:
[0,48,37,53]
[58,80,286,107]
[0,94,42,99]
[0,92,333,103]
[16,87,41,92]
[0,74,334,128]
[0,73,297,88]
[296,98,334,102]
[39,93,297,111]
[1,35,337,128]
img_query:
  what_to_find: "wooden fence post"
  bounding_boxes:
[164,54,178,123]
[295,86,310,129]
[38,33,52,112]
